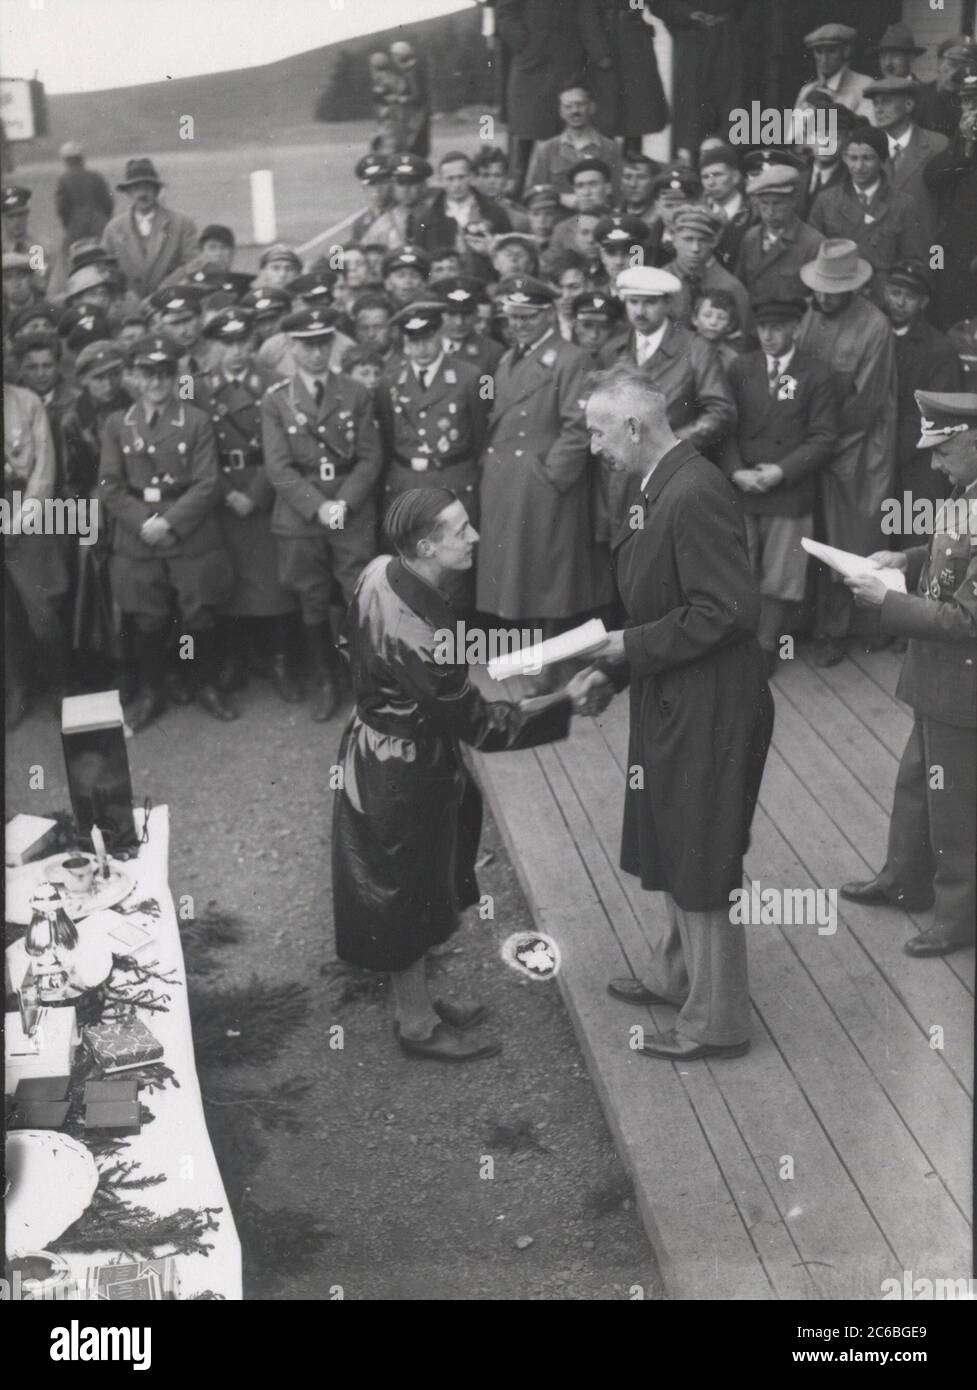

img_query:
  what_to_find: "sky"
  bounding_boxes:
[0,0,471,93]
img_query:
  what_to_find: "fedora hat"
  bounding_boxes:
[800,238,873,294]
[117,157,164,191]
[874,23,925,57]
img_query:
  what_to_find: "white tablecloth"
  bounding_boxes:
[5,805,242,1299]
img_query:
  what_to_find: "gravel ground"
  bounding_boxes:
[5,677,662,1301]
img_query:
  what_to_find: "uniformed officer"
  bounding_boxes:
[349,153,394,244]
[1,186,53,292]
[592,215,651,295]
[4,380,69,729]
[98,334,237,730]
[240,287,292,348]
[262,307,383,721]
[377,300,489,558]
[256,270,354,379]
[148,285,216,376]
[382,246,431,310]
[365,154,433,249]
[193,306,302,704]
[430,275,504,374]
[842,391,977,957]
[570,291,624,359]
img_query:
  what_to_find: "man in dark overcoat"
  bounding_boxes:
[583,367,773,1060]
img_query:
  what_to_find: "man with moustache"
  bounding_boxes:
[101,158,197,300]
[581,367,773,1060]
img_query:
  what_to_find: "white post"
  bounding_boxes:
[250,170,277,245]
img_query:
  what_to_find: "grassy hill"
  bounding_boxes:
[30,4,482,160]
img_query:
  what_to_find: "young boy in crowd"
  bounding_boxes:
[341,344,385,394]
[691,288,744,370]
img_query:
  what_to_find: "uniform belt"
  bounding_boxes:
[220,447,263,471]
[391,453,474,472]
[127,483,188,500]
[295,456,355,481]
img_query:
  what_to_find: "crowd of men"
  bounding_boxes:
[2,17,976,800]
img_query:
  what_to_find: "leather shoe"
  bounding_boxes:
[125,687,167,732]
[903,929,974,958]
[397,1021,501,1062]
[310,675,341,722]
[862,633,892,653]
[840,876,934,912]
[607,977,672,1006]
[638,1027,750,1061]
[216,658,247,694]
[164,670,194,705]
[197,684,239,721]
[433,998,487,1031]
[270,653,304,703]
[812,638,846,668]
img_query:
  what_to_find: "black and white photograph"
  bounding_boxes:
[2,0,975,1333]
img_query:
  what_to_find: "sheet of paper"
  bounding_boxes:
[488,619,609,681]
[801,539,906,592]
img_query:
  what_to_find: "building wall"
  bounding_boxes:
[902,0,972,81]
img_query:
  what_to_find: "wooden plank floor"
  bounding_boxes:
[472,650,973,1300]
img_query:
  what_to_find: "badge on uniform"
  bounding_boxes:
[295,412,308,427]
[132,437,145,453]
[437,416,451,431]
[143,486,162,503]
[319,459,335,482]
[444,368,456,384]
[447,402,457,415]
[177,442,187,455]
[777,375,797,401]
[541,349,556,367]
[411,456,429,471]
[448,428,459,442]
[437,437,450,454]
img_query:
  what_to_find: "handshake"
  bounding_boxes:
[565,664,614,718]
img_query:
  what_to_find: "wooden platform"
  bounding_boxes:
[472,648,973,1300]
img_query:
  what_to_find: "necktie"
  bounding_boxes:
[512,345,527,364]
[313,379,324,408]
[419,368,431,391]
[147,409,158,429]
[405,212,416,243]
[767,357,780,396]
[857,189,870,208]
[889,143,901,167]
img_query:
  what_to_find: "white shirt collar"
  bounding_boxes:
[298,368,328,396]
[766,345,796,375]
[856,179,881,203]
[720,190,744,219]
[412,352,444,382]
[823,67,846,93]
[888,127,912,153]
[892,324,910,336]
[635,320,667,358]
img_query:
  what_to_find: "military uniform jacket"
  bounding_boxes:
[880,487,977,729]
[893,320,961,472]
[377,355,488,474]
[734,218,823,305]
[442,329,504,376]
[194,366,278,512]
[261,373,382,538]
[720,348,837,517]
[98,400,224,559]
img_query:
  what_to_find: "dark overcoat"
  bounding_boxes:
[587,1,669,138]
[476,328,614,619]
[606,440,773,910]
[495,0,589,141]
[332,555,571,971]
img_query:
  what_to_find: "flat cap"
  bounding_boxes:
[616,265,681,298]
[74,339,125,377]
[874,23,925,57]
[915,391,977,448]
[804,23,857,48]
[569,157,613,183]
[382,246,430,277]
[203,306,256,341]
[281,306,339,340]
[259,242,302,270]
[497,275,558,310]
[12,329,60,357]
[746,162,800,195]
[671,204,723,237]
[198,223,235,247]
[129,333,181,367]
[8,301,57,335]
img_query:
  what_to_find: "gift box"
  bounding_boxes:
[14,1075,70,1102]
[5,1006,79,1095]
[82,1014,163,1073]
[10,1099,71,1129]
[83,1077,138,1104]
[84,1099,141,1135]
[93,1256,179,1300]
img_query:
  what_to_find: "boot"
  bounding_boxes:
[192,629,239,721]
[217,618,248,692]
[304,621,341,722]
[126,628,168,732]
[270,652,303,703]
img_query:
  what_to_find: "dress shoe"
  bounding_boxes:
[270,653,303,704]
[607,977,672,1006]
[197,684,239,721]
[812,637,846,668]
[840,876,934,912]
[861,633,892,653]
[433,998,487,1031]
[164,670,194,706]
[310,675,341,722]
[638,1027,750,1061]
[903,929,974,958]
[125,687,167,732]
[397,1021,501,1062]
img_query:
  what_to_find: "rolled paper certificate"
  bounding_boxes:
[90,824,110,879]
